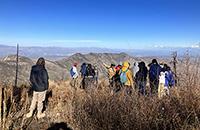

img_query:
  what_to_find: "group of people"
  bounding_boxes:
[25,57,175,119]
[103,62,134,95]
[104,59,175,97]
[70,62,98,91]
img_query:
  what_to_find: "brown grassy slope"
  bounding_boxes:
[1,76,200,130]
[1,56,200,130]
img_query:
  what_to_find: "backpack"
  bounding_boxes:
[120,69,128,84]
[80,63,87,76]
[86,64,95,77]
[70,67,75,77]
[165,71,175,87]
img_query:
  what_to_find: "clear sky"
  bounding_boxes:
[0,0,200,49]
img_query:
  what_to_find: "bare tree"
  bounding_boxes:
[171,51,178,86]
[15,44,19,88]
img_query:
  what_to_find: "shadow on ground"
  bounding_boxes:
[47,122,72,130]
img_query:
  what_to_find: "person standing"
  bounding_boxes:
[135,62,148,95]
[70,63,79,89]
[84,64,96,91]
[120,61,134,96]
[26,57,49,119]
[112,65,122,93]
[103,63,116,88]
[149,59,161,95]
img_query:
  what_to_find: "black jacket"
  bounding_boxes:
[30,65,49,92]
[135,67,148,82]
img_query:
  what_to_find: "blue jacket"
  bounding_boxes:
[165,71,175,87]
[149,64,161,81]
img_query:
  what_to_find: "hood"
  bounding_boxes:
[122,61,129,71]
[32,65,45,71]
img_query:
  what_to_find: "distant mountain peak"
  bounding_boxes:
[2,55,33,64]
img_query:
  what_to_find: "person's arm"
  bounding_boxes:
[30,67,34,85]
[103,63,110,69]
[42,69,49,90]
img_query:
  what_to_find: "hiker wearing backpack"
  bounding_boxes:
[135,61,148,96]
[84,63,96,91]
[26,57,49,119]
[164,64,175,88]
[70,63,79,88]
[103,63,116,88]
[149,59,162,95]
[120,61,134,96]
[80,63,87,78]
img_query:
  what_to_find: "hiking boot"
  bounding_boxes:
[37,112,46,119]
[26,111,33,118]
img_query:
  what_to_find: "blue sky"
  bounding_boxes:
[0,0,200,49]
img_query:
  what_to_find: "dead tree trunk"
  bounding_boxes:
[171,51,178,86]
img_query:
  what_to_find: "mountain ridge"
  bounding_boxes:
[0,52,140,86]
[0,44,199,59]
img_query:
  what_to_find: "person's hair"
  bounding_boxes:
[88,64,92,68]
[111,64,115,67]
[139,61,145,68]
[152,59,158,64]
[36,57,45,67]
[166,66,171,71]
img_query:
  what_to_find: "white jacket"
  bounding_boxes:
[72,66,79,79]
[159,72,165,84]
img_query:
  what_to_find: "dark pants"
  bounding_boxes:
[136,81,146,95]
[113,81,122,93]
[109,79,114,88]
[150,79,159,95]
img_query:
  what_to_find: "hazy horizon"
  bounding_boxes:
[0,43,200,50]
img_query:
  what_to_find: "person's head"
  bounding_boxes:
[152,59,158,64]
[111,64,115,68]
[166,66,171,71]
[134,62,138,66]
[115,65,122,72]
[88,64,92,68]
[123,61,130,68]
[36,57,45,67]
[74,63,78,67]
[138,61,145,69]
[163,63,167,69]
[160,62,164,68]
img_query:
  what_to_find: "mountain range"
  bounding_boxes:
[0,44,199,60]
[0,52,141,86]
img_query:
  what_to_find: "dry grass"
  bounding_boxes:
[0,57,200,130]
